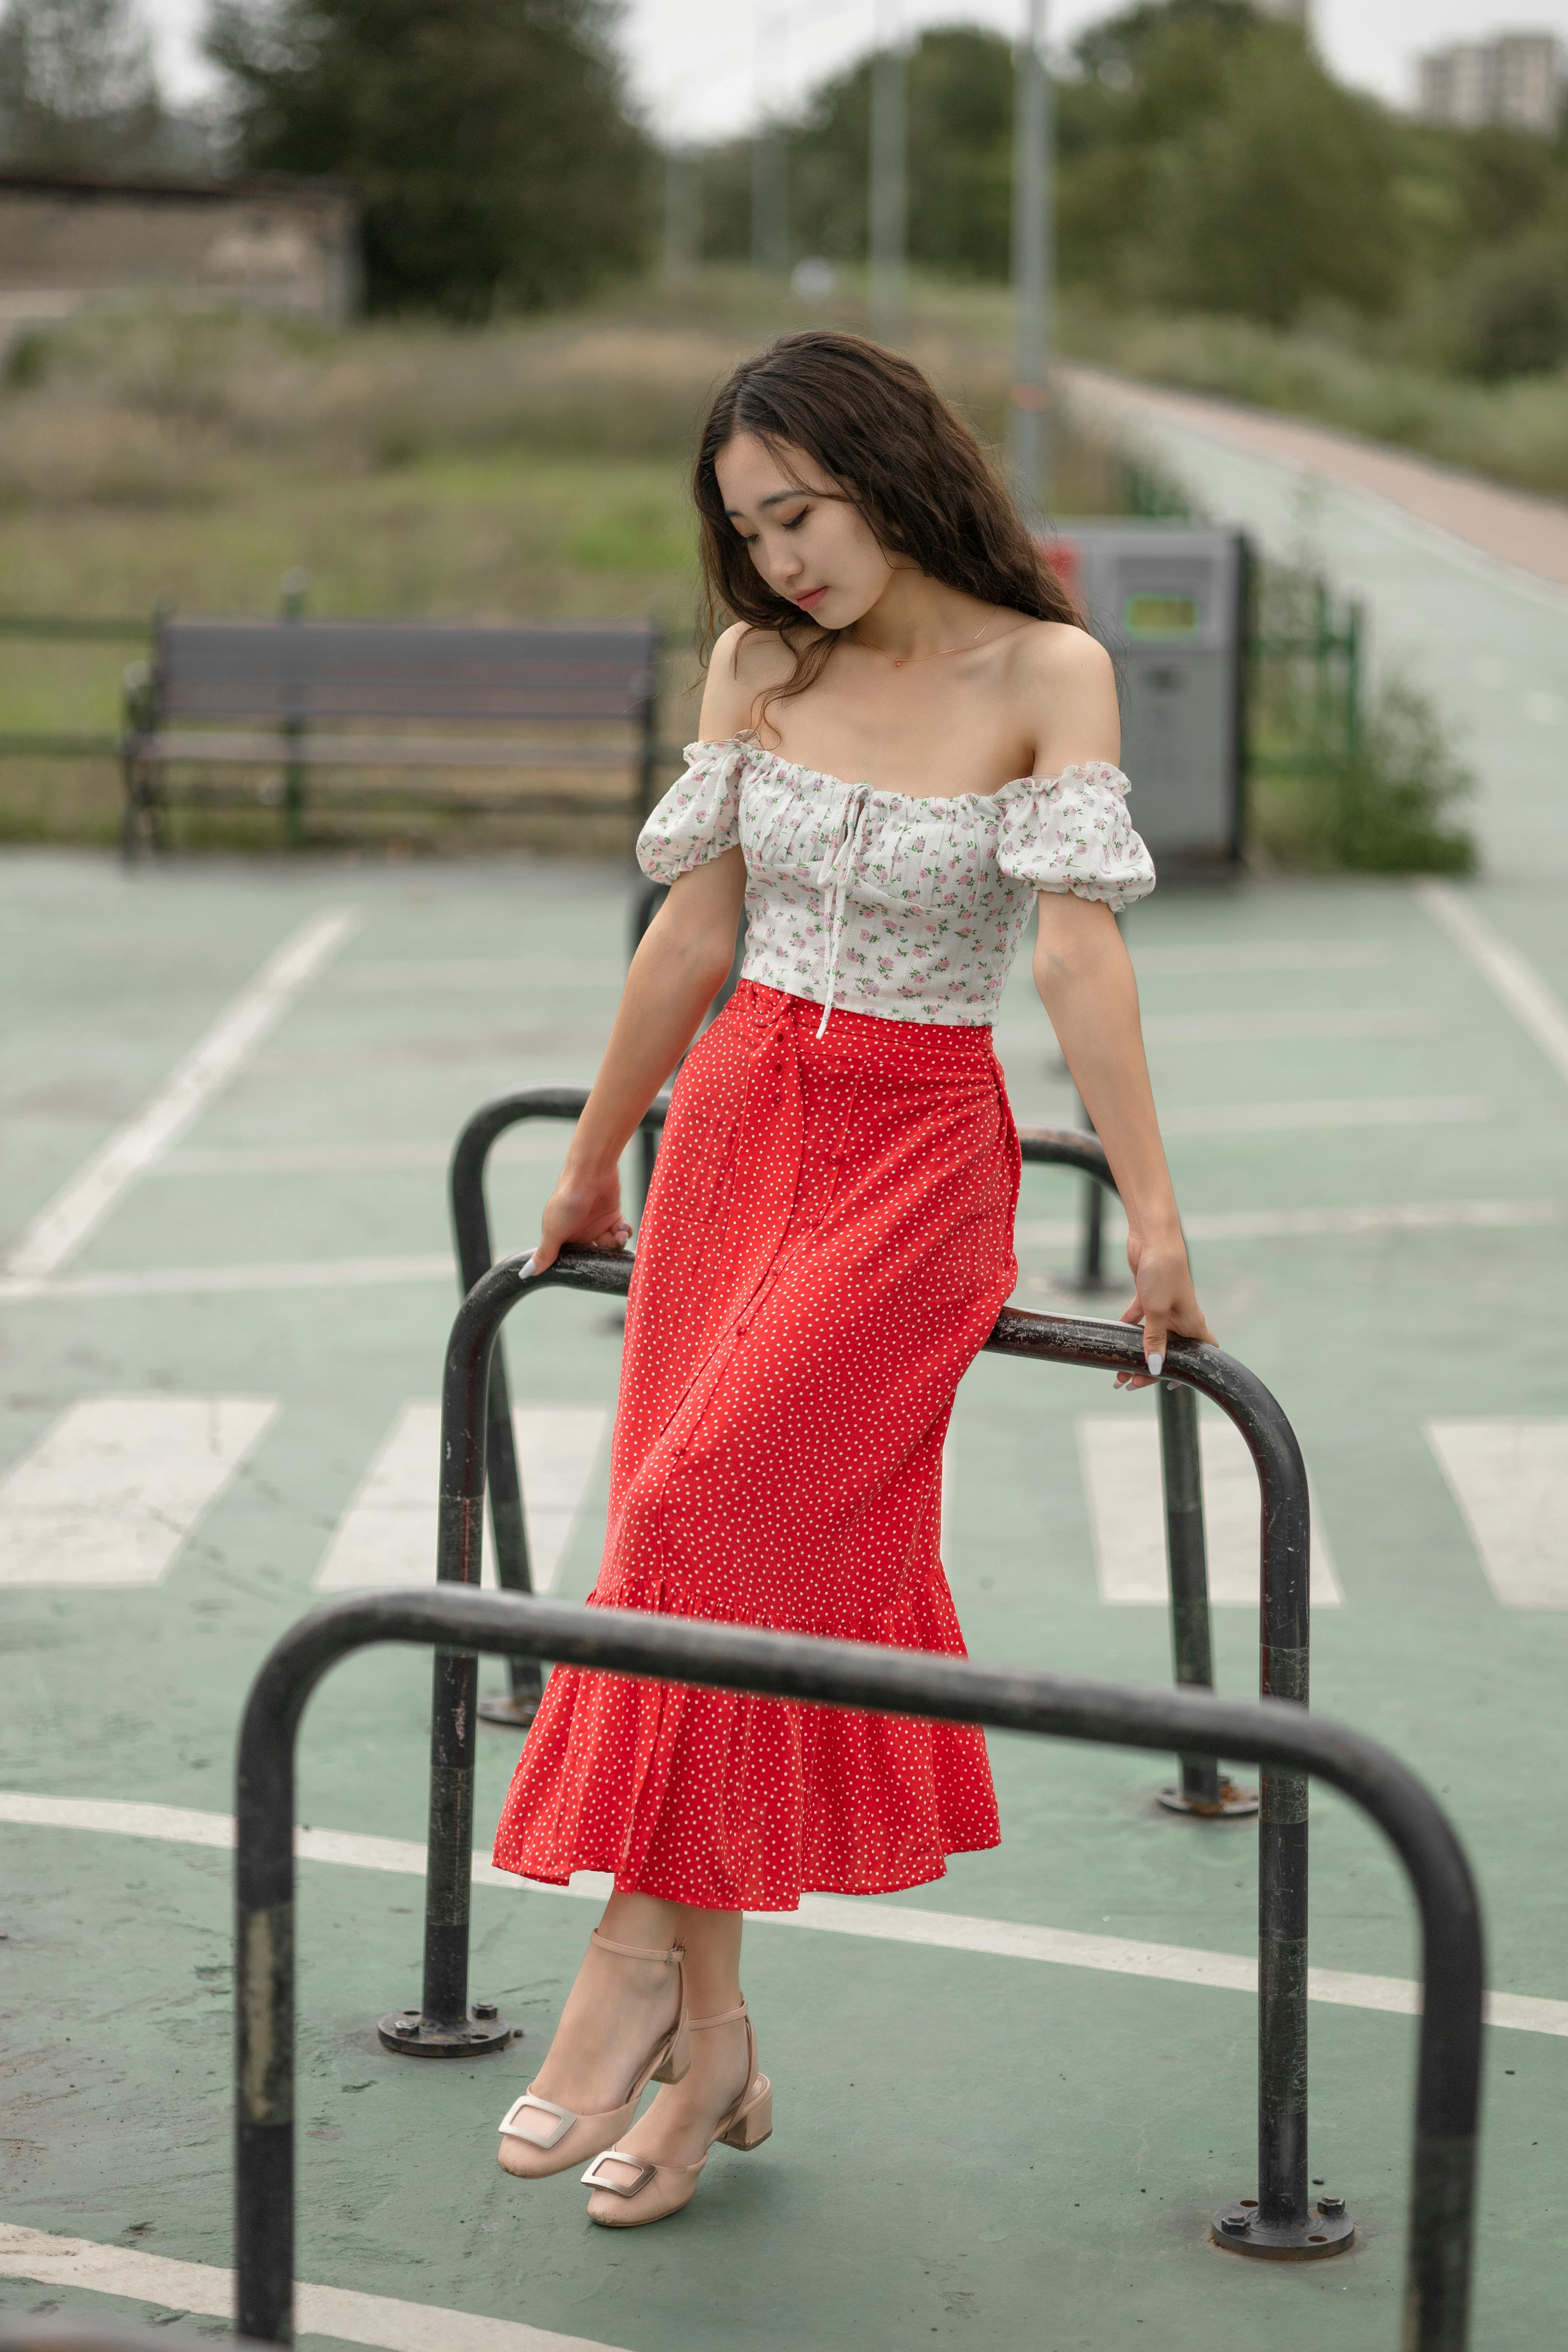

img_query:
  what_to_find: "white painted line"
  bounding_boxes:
[1077,1413,1342,1607]
[0,1254,453,1304]
[1419,882,1568,1087]
[1425,1420,1568,1609]
[1157,1096,1489,1136]
[1180,1200,1559,1243]
[7,1192,1555,1304]
[2,908,357,1281]
[1130,941,1389,974]
[1139,1009,1430,1045]
[993,1010,1432,1054]
[1,1791,1561,2037]
[160,1128,571,1176]
[0,1397,277,1587]
[0,2223,630,2352]
[1016,1200,1559,1253]
[163,1141,450,1175]
[332,956,622,991]
[315,1404,608,1592]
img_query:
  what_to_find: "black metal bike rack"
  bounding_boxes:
[450,1086,1246,1819]
[388,1245,1327,2257]
[236,1582,1484,2348]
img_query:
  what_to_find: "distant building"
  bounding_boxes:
[0,168,359,334]
[1417,33,1563,135]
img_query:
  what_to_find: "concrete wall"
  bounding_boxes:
[0,171,359,321]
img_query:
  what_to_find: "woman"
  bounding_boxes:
[490,330,1213,2228]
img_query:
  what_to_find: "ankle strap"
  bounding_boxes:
[690,2001,747,2030]
[590,1929,682,1965]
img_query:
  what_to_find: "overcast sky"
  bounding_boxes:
[144,0,1568,143]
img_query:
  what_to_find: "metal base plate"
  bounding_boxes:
[1211,2200,1355,2258]
[477,1692,541,1729]
[1157,1779,1260,1819]
[377,2008,515,2058]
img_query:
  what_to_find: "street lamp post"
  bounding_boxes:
[869,0,907,340]
[751,4,790,278]
[664,143,700,286]
[1009,0,1052,525]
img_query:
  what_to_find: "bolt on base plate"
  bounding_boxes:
[1157,1779,1260,1819]
[1211,2198,1354,2258]
[377,2006,515,2058]
[477,1692,541,1729]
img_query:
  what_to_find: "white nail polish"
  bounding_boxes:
[519,1255,537,1280]
[1146,1350,1163,1377]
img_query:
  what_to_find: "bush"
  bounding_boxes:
[1448,229,1568,380]
[1252,679,1476,873]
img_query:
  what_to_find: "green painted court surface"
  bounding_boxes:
[3,449,1567,2347]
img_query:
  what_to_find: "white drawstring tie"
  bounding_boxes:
[813,783,874,1040]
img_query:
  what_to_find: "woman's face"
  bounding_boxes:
[715,432,897,630]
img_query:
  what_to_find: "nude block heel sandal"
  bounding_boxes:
[497,1931,689,2180]
[581,2000,771,2227]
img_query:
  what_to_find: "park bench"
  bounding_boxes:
[119,614,661,859]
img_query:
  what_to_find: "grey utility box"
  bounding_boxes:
[1049,523,1251,868]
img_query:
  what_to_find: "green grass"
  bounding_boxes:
[0,275,1136,849]
[0,270,1493,863]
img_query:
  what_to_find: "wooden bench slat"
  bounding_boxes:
[124,614,663,855]
[136,733,645,769]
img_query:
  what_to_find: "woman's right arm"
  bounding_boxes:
[526,627,761,1273]
[526,851,745,1273]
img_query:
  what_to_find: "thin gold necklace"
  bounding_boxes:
[851,615,996,669]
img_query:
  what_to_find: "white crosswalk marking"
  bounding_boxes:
[0,1396,277,1587]
[315,1403,609,1593]
[2,906,356,1282]
[1077,1412,1343,1606]
[1425,1420,1568,1608]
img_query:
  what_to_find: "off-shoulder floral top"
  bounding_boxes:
[637,740,1155,1033]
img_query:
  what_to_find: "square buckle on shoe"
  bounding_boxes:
[581,2150,658,2199]
[500,2093,575,2150]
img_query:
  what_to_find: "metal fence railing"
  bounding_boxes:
[236,1584,1485,2349]
[394,1239,1326,2261]
[451,1088,1254,1824]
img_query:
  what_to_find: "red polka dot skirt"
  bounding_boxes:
[491,981,1019,1911]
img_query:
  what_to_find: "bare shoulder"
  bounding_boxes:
[698,622,798,741]
[1003,617,1115,693]
[999,619,1119,770]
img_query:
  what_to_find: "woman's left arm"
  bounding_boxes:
[1020,619,1213,1387]
[1032,894,1213,1387]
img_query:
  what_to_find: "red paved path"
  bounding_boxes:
[1069,364,1568,595]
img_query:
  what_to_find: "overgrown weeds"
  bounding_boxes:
[1250,681,1476,875]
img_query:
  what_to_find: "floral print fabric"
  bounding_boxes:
[637,738,1156,1029]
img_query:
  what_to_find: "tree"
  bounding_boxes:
[207,0,655,316]
[1057,2,1403,325]
[755,27,1015,279]
[0,0,165,170]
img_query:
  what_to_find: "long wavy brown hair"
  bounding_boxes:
[693,330,1081,731]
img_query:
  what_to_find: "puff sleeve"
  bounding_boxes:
[997,763,1156,911]
[636,740,744,883]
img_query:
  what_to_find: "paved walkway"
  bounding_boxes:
[2,832,1565,2350]
[1070,363,1568,593]
[3,344,1567,2352]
